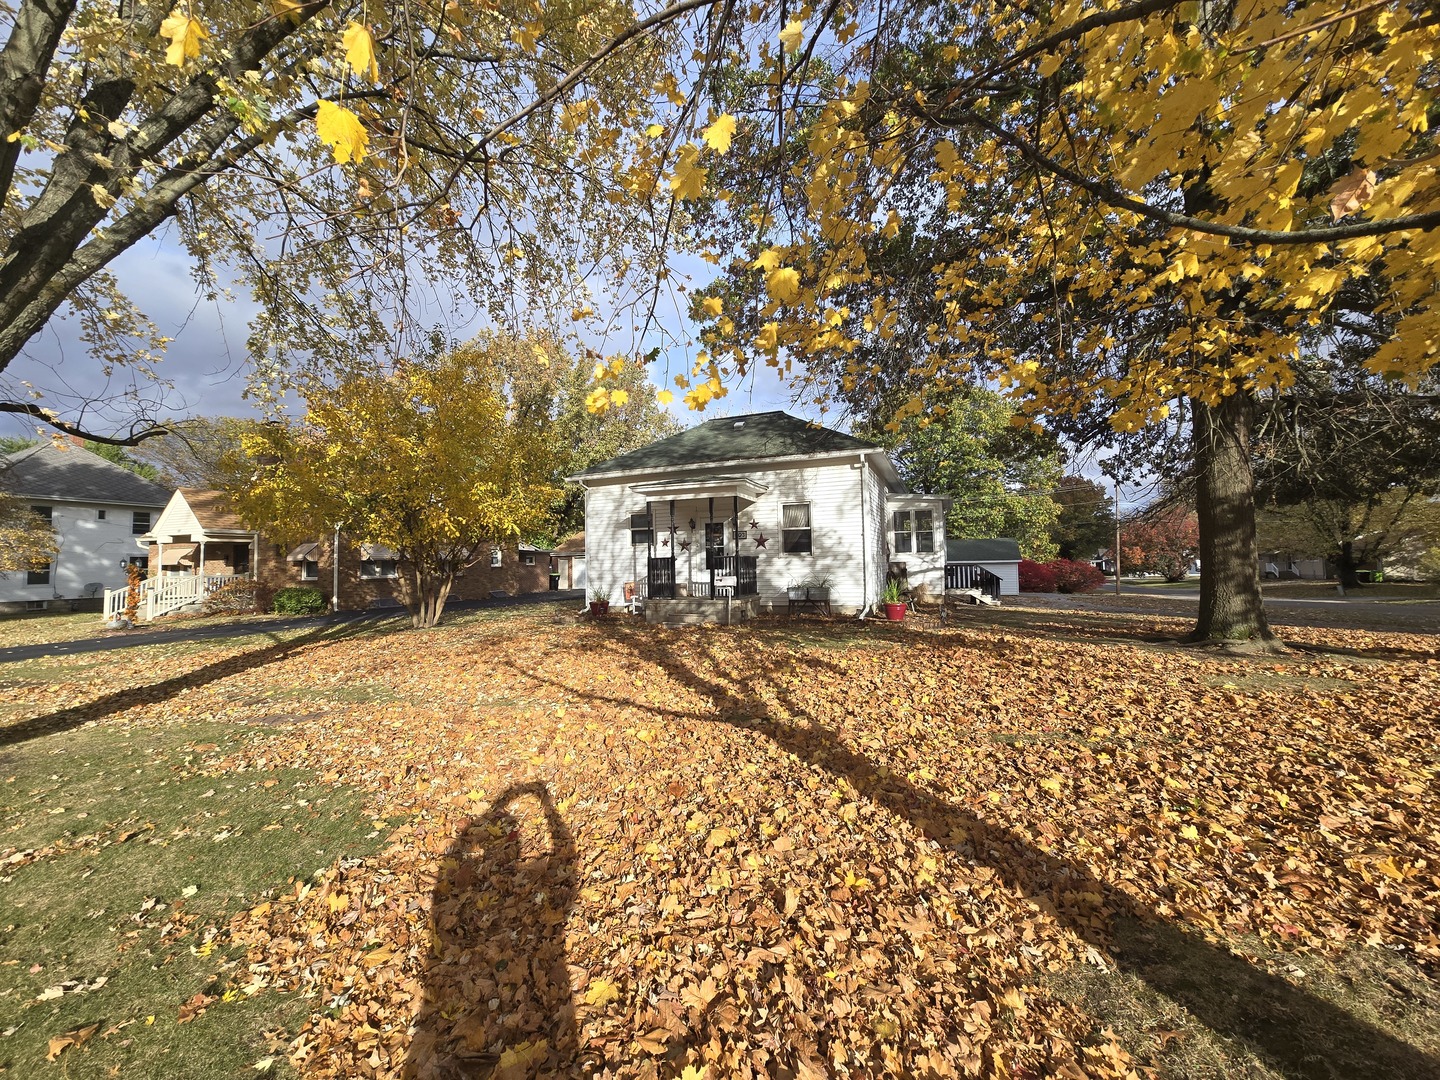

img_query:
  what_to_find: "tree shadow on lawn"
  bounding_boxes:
[520,624,1439,1080]
[403,783,582,1080]
[0,621,379,748]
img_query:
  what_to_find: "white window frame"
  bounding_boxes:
[914,509,935,554]
[521,552,536,566]
[490,548,502,568]
[893,510,914,554]
[360,558,399,580]
[781,503,812,555]
[300,558,319,581]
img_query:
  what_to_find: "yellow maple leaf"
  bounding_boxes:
[1037,53,1062,78]
[702,114,737,153]
[1039,776,1062,794]
[1179,824,1200,840]
[669,143,706,200]
[316,100,368,165]
[766,267,801,304]
[779,18,804,53]
[656,389,674,405]
[681,1067,708,1080]
[701,296,723,316]
[270,0,305,23]
[512,21,544,53]
[752,248,782,271]
[584,977,621,1006]
[342,23,380,83]
[645,123,665,138]
[159,9,208,66]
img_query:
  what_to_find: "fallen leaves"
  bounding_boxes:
[7,603,1438,1078]
[46,1021,100,1060]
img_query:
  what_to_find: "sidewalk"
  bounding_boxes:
[0,591,584,665]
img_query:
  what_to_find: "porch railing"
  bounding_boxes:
[945,563,1002,601]
[103,572,252,623]
[645,555,759,600]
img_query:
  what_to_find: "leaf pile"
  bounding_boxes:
[6,607,1438,1077]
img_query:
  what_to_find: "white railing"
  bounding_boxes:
[102,572,252,623]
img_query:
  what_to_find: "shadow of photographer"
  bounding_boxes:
[404,782,580,1080]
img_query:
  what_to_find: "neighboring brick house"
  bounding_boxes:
[139,489,549,612]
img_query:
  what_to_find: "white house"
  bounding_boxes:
[0,440,171,612]
[568,411,1008,620]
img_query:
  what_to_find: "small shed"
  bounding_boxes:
[551,532,586,591]
[946,538,1022,596]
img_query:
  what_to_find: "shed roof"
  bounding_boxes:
[572,411,881,478]
[0,441,170,507]
[946,538,1022,563]
[552,532,585,556]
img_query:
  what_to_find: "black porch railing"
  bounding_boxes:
[710,554,758,597]
[646,555,758,599]
[945,562,1002,600]
[648,556,677,599]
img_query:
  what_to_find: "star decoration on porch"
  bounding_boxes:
[661,537,670,547]
[749,519,761,530]
[678,539,690,551]
[753,533,769,548]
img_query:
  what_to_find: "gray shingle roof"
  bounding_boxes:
[573,411,880,477]
[946,538,1022,563]
[1,442,171,507]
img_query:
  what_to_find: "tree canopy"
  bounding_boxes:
[236,339,556,628]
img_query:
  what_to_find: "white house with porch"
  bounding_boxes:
[568,411,1002,623]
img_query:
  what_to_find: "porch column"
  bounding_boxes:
[198,538,206,582]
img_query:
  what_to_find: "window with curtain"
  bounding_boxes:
[893,510,913,553]
[630,512,651,546]
[782,503,812,554]
[915,509,935,553]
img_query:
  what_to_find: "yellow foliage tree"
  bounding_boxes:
[0,491,56,578]
[689,0,1440,645]
[237,341,557,629]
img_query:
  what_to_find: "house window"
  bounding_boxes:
[630,512,651,546]
[27,562,51,586]
[360,558,398,579]
[893,510,913,554]
[704,522,726,569]
[132,511,151,535]
[782,503,812,554]
[97,509,107,520]
[490,548,502,568]
[915,509,935,553]
[127,556,149,573]
[521,552,536,566]
[300,559,319,581]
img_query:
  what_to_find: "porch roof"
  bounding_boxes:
[629,475,769,504]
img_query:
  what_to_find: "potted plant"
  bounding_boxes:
[589,587,611,617]
[805,575,833,604]
[881,579,907,621]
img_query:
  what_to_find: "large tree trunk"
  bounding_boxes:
[1189,391,1275,644]
[1336,539,1363,590]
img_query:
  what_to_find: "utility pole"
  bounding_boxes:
[1114,480,1123,597]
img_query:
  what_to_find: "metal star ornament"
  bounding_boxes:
[753,533,769,548]
[678,539,691,551]
[661,537,670,547]
[749,519,761,530]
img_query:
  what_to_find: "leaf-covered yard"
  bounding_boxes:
[2,602,1438,1079]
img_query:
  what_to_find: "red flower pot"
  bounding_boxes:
[884,602,907,622]
[589,600,610,617]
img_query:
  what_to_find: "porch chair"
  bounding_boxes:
[621,580,644,616]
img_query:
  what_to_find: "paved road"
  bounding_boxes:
[0,591,585,665]
[1119,583,1437,606]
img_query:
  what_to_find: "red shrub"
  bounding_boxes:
[1018,559,1057,592]
[1049,558,1105,593]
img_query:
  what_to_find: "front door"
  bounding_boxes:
[704,522,726,569]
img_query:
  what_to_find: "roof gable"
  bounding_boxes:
[573,411,881,478]
[0,441,170,507]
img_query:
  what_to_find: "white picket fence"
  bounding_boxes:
[103,573,250,623]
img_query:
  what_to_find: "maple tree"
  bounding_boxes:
[235,339,556,628]
[682,0,1440,647]
[0,0,725,442]
[1119,506,1199,582]
[0,489,56,577]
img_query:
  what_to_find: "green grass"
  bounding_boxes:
[0,720,382,1078]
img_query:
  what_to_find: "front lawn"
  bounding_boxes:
[2,605,1437,1078]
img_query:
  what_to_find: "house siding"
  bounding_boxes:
[582,453,891,613]
[973,561,1021,596]
[0,499,162,609]
[883,495,949,599]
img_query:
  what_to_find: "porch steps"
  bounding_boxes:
[948,588,1001,607]
[645,597,759,627]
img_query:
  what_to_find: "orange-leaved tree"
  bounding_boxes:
[237,339,557,628]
